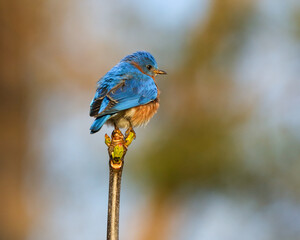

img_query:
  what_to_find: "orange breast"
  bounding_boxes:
[130,100,160,127]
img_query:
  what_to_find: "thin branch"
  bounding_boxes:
[107,165,123,240]
[105,129,135,240]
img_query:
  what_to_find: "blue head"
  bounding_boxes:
[121,51,167,77]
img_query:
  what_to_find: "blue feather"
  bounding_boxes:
[97,75,157,116]
[98,96,110,114]
[89,51,164,133]
[90,115,111,134]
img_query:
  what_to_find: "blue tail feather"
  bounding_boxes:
[90,115,111,134]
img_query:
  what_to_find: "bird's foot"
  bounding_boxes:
[125,127,136,147]
[113,123,120,131]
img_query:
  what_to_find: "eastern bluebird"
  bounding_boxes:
[89,51,167,136]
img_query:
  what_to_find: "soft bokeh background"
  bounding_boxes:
[1,0,300,239]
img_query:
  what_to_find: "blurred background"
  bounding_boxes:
[1,0,300,239]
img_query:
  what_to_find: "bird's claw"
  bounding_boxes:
[125,127,136,139]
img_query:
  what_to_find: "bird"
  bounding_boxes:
[89,51,167,137]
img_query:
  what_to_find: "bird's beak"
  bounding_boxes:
[154,69,167,75]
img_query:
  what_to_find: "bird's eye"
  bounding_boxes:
[146,65,152,70]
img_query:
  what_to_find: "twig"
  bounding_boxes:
[105,129,135,240]
[107,165,122,240]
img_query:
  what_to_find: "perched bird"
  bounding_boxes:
[89,51,167,136]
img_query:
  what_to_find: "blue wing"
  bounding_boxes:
[90,62,157,118]
[98,74,157,116]
[90,62,130,117]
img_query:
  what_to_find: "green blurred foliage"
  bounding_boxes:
[133,0,256,194]
[132,0,300,200]
[291,6,300,40]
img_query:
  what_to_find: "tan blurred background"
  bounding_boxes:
[1,0,300,239]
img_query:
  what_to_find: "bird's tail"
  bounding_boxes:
[90,115,111,134]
